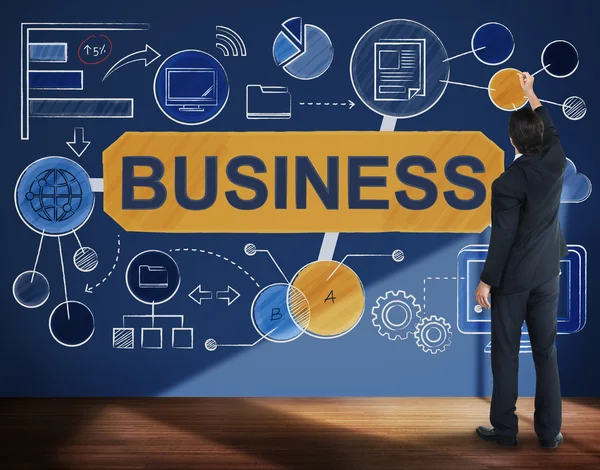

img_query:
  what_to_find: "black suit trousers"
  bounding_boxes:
[490,275,562,440]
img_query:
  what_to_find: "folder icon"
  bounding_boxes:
[246,84,291,119]
[139,265,168,288]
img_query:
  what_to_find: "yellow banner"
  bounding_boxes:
[103,131,503,233]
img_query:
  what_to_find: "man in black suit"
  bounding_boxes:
[474,72,568,449]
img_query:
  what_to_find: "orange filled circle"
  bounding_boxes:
[488,68,528,111]
[290,260,365,338]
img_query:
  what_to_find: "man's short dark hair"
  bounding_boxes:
[508,108,544,155]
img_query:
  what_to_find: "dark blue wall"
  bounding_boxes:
[2,0,598,396]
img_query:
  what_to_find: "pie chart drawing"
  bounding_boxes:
[273,17,334,80]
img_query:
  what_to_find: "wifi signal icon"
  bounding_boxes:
[216,26,247,57]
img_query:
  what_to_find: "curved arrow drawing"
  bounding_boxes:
[102,44,161,81]
[85,234,121,293]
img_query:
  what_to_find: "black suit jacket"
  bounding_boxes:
[481,106,568,294]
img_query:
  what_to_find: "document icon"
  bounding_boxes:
[138,265,169,289]
[374,39,426,102]
[246,84,292,119]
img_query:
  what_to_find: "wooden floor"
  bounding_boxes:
[1,398,599,469]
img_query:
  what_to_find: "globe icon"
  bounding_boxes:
[25,168,83,222]
[16,156,94,236]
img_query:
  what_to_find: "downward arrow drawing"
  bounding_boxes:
[66,127,90,157]
[216,286,241,306]
[102,44,161,81]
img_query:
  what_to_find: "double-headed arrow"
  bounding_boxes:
[189,285,240,306]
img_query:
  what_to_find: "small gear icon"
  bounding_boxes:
[414,315,452,354]
[371,290,422,340]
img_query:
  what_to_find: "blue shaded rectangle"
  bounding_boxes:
[29,99,133,118]
[29,71,83,90]
[29,43,67,62]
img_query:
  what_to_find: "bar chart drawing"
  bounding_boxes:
[29,70,84,90]
[29,98,134,118]
[29,43,68,63]
[21,23,149,140]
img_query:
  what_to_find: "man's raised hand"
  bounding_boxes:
[519,72,535,96]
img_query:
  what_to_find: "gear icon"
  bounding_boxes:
[414,315,452,354]
[371,290,422,340]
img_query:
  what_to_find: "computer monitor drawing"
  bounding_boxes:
[457,244,586,353]
[165,68,218,111]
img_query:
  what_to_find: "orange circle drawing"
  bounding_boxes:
[290,260,364,338]
[488,68,528,111]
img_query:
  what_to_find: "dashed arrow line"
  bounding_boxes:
[299,100,355,109]
[169,248,260,288]
[85,234,121,293]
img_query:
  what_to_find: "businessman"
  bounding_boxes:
[475,72,567,449]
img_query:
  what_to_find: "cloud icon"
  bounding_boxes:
[562,158,592,203]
